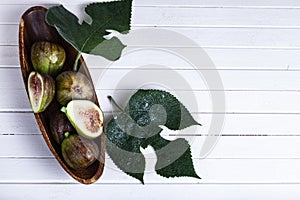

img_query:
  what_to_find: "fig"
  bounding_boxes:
[61,100,104,139]
[27,71,55,113]
[62,134,99,169]
[56,71,94,105]
[50,112,75,144]
[31,41,66,77]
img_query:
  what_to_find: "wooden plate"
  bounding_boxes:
[19,6,105,184]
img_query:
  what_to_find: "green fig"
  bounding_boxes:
[27,71,55,113]
[56,71,94,105]
[31,41,66,77]
[50,112,75,144]
[61,100,104,139]
[62,134,99,169]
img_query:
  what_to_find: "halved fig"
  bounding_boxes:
[28,71,55,113]
[62,100,104,139]
[62,134,99,169]
[56,71,94,105]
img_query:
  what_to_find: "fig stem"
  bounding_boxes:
[64,132,70,138]
[61,107,67,113]
[107,96,124,112]
[73,52,82,72]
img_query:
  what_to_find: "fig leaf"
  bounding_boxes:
[106,90,201,183]
[46,0,132,61]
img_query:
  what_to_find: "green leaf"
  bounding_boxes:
[106,89,201,183]
[127,89,201,130]
[46,0,132,61]
[106,114,145,183]
[149,136,200,179]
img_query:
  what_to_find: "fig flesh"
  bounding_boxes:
[56,71,94,105]
[31,41,66,77]
[50,112,75,144]
[62,100,104,139]
[62,134,99,169]
[27,71,55,113]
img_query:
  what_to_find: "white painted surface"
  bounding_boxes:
[1,0,300,199]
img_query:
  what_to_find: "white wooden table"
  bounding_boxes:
[1,0,300,199]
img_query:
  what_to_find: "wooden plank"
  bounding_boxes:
[1,183,300,200]
[1,113,299,136]
[0,89,30,111]
[120,27,300,48]
[2,88,300,113]
[3,45,300,69]
[0,25,17,45]
[1,158,300,183]
[100,91,300,114]
[2,5,300,27]
[4,68,300,91]
[132,7,300,28]
[4,24,300,48]
[96,90,300,114]
[1,135,300,159]
[0,68,24,89]
[0,46,19,65]
[0,135,52,157]
[92,69,300,91]
[0,113,39,135]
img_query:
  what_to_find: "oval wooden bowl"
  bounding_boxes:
[19,6,105,184]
